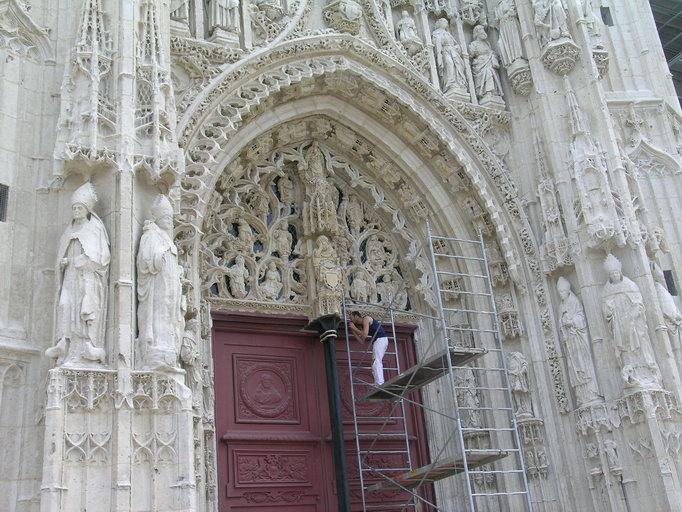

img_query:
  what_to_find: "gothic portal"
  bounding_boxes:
[2,0,682,511]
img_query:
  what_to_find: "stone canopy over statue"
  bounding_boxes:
[46,182,110,366]
[136,194,185,370]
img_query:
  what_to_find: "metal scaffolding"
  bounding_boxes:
[341,226,532,511]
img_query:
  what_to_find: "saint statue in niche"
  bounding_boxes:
[396,10,423,55]
[557,276,600,406]
[227,255,249,299]
[601,254,661,389]
[468,25,503,102]
[494,0,524,67]
[532,0,570,47]
[299,141,339,236]
[46,182,110,366]
[432,18,468,94]
[507,351,533,417]
[136,194,185,370]
[260,261,282,301]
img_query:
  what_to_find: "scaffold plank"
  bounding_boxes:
[361,346,487,401]
[365,449,508,492]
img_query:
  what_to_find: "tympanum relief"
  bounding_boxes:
[200,141,419,316]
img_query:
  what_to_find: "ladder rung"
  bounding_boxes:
[459,406,513,411]
[462,427,516,432]
[472,491,529,497]
[443,307,496,315]
[437,270,487,278]
[468,469,526,474]
[435,254,485,261]
[348,350,397,355]
[365,504,416,510]
[439,289,492,297]
[362,467,411,472]
[355,416,405,420]
[359,450,409,454]
[431,235,481,244]
[466,448,520,453]
[354,366,400,370]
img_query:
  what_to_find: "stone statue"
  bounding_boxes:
[299,141,339,236]
[350,272,370,303]
[494,0,524,67]
[346,196,364,233]
[273,221,292,258]
[652,262,682,354]
[601,254,661,389]
[366,234,387,270]
[603,439,622,473]
[432,18,468,94]
[456,367,481,427]
[237,219,254,248]
[207,0,240,32]
[46,182,110,366]
[227,255,249,299]
[507,351,533,417]
[170,0,189,22]
[468,25,503,102]
[277,175,295,207]
[312,235,342,315]
[180,318,203,410]
[261,261,282,300]
[557,276,600,406]
[532,0,570,47]
[396,11,423,56]
[136,194,184,370]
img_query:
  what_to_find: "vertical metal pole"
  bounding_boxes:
[342,298,367,512]
[479,229,533,511]
[426,222,473,512]
[303,314,350,512]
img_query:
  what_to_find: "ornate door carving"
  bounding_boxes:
[213,314,335,510]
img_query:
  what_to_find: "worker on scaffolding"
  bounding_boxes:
[348,311,388,386]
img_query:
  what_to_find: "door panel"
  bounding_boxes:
[214,314,334,511]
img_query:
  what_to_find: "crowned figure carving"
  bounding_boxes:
[601,254,661,390]
[136,194,185,370]
[557,276,601,406]
[312,235,342,316]
[299,141,339,237]
[46,182,110,366]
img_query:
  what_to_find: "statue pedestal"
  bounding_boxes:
[540,37,580,76]
[507,59,532,96]
[478,94,506,110]
[170,18,191,38]
[444,87,470,103]
[208,27,240,48]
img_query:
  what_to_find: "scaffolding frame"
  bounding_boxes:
[341,225,533,511]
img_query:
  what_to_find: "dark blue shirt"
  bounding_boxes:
[367,318,386,341]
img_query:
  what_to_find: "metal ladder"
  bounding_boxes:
[427,226,532,511]
[341,225,532,511]
[342,300,418,511]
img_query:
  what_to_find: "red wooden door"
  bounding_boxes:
[213,314,336,511]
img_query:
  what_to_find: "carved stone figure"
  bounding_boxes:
[532,0,570,47]
[557,277,600,406]
[170,0,189,22]
[180,318,203,410]
[494,0,524,67]
[136,194,184,370]
[313,235,342,316]
[460,0,487,26]
[299,141,339,236]
[237,219,255,249]
[273,221,293,258]
[45,183,110,366]
[366,234,388,270]
[468,25,503,103]
[603,439,622,474]
[261,261,282,300]
[601,254,661,390]
[207,0,241,33]
[508,351,533,417]
[456,367,481,427]
[652,262,682,354]
[277,175,295,207]
[350,272,370,303]
[432,18,468,95]
[346,196,364,233]
[396,11,423,56]
[227,255,249,299]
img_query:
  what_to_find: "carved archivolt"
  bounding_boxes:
[177,42,570,411]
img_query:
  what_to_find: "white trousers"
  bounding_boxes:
[372,336,389,385]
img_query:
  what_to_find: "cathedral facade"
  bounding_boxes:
[1,0,682,510]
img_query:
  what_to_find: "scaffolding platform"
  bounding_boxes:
[362,346,487,402]
[366,449,508,492]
